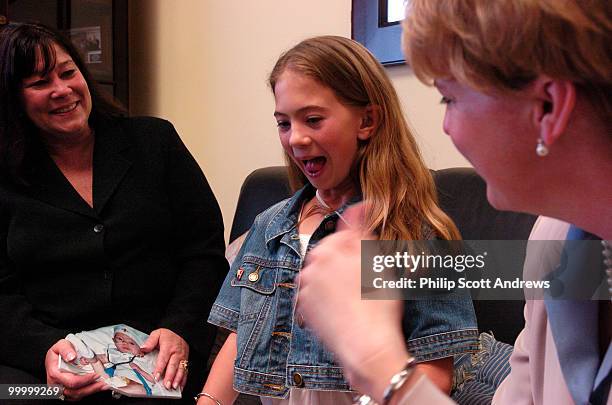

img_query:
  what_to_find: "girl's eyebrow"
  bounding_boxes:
[274,105,326,117]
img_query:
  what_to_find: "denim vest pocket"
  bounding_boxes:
[232,259,279,324]
[231,257,279,294]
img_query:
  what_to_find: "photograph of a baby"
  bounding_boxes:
[59,324,181,398]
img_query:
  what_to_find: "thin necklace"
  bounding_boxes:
[315,189,351,227]
[315,189,331,210]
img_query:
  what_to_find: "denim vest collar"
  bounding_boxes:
[264,184,362,251]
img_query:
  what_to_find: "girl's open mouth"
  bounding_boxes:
[302,156,326,177]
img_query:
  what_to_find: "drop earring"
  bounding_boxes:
[536,138,549,157]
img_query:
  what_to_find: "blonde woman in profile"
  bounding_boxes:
[297,1,612,404]
[196,36,479,404]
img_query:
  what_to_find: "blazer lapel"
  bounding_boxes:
[26,144,97,219]
[92,120,132,215]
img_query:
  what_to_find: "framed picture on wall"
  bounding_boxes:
[68,26,102,64]
[352,0,406,65]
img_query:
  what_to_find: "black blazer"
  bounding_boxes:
[0,117,227,380]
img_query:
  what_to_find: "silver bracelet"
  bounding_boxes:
[353,356,417,405]
[382,356,417,405]
[353,393,377,405]
[194,392,223,405]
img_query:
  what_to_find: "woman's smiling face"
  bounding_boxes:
[435,78,544,211]
[21,42,92,141]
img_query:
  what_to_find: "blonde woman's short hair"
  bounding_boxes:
[403,0,612,120]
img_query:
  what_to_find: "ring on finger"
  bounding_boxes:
[179,359,189,371]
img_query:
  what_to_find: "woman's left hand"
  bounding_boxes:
[141,328,189,390]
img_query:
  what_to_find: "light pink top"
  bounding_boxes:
[399,217,611,404]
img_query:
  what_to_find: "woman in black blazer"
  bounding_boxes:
[0,23,227,403]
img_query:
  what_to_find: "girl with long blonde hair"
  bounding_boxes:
[198,36,477,405]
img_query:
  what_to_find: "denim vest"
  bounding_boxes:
[208,186,479,398]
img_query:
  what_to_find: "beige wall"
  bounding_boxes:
[129,0,469,241]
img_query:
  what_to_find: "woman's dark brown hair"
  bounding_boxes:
[0,22,125,183]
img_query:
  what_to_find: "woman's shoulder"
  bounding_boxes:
[98,116,183,149]
[115,116,177,136]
